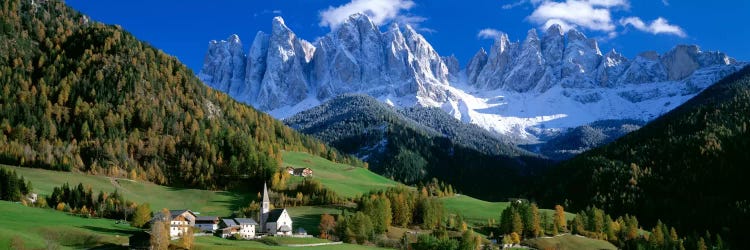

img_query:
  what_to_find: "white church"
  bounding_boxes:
[259,182,293,235]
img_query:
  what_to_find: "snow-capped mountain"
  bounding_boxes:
[199,13,744,143]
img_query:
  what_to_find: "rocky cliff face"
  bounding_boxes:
[199,13,743,142]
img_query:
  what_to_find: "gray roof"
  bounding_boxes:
[221,219,237,227]
[266,209,286,222]
[195,216,218,222]
[150,209,194,222]
[234,218,259,225]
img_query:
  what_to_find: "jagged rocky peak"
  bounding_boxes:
[243,31,269,102]
[541,24,564,70]
[561,28,602,78]
[199,34,246,95]
[503,28,545,92]
[256,16,311,110]
[474,32,517,89]
[524,29,540,45]
[442,55,460,76]
[596,49,630,87]
[466,48,488,84]
[603,49,628,67]
[660,45,736,81]
[401,23,450,85]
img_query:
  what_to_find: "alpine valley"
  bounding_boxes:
[2,1,749,250]
[198,14,744,152]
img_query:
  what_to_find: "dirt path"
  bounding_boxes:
[107,177,123,189]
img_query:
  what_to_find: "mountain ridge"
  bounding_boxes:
[199,13,744,144]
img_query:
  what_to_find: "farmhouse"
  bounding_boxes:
[259,183,294,235]
[217,217,259,239]
[285,166,295,175]
[218,219,239,238]
[292,167,313,177]
[151,209,196,237]
[235,218,259,239]
[195,216,219,232]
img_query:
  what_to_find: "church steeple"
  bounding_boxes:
[262,182,270,206]
[260,182,270,232]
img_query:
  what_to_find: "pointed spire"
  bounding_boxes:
[263,182,270,203]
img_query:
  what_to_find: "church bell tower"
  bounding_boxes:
[260,182,270,232]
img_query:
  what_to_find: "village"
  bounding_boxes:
[129,167,314,249]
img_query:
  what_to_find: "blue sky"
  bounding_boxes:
[66,0,749,73]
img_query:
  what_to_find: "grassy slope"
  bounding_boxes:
[283,151,398,198]
[0,201,138,249]
[523,234,617,250]
[440,195,575,227]
[6,165,249,216]
[285,206,342,236]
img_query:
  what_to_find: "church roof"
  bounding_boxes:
[266,208,286,222]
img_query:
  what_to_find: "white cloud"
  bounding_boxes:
[319,0,419,29]
[585,0,629,8]
[662,0,669,6]
[477,28,503,39]
[272,10,282,14]
[502,0,527,10]
[620,17,686,37]
[528,0,625,32]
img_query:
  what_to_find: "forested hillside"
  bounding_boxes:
[0,0,362,189]
[532,119,644,160]
[285,94,551,200]
[540,66,750,243]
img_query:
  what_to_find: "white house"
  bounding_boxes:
[259,182,294,236]
[150,210,196,238]
[218,219,239,239]
[234,218,259,239]
[195,216,219,233]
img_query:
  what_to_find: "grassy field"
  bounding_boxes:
[0,200,383,250]
[440,195,575,227]
[282,151,398,197]
[0,200,137,249]
[523,234,617,250]
[5,165,249,216]
[194,236,386,250]
[285,205,343,236]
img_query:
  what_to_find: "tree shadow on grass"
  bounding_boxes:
[79,225,139,235]
[87,243,129,250]
[161,186,255,214]
[292,214,322,236]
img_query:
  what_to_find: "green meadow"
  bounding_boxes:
[283,151,399,197]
